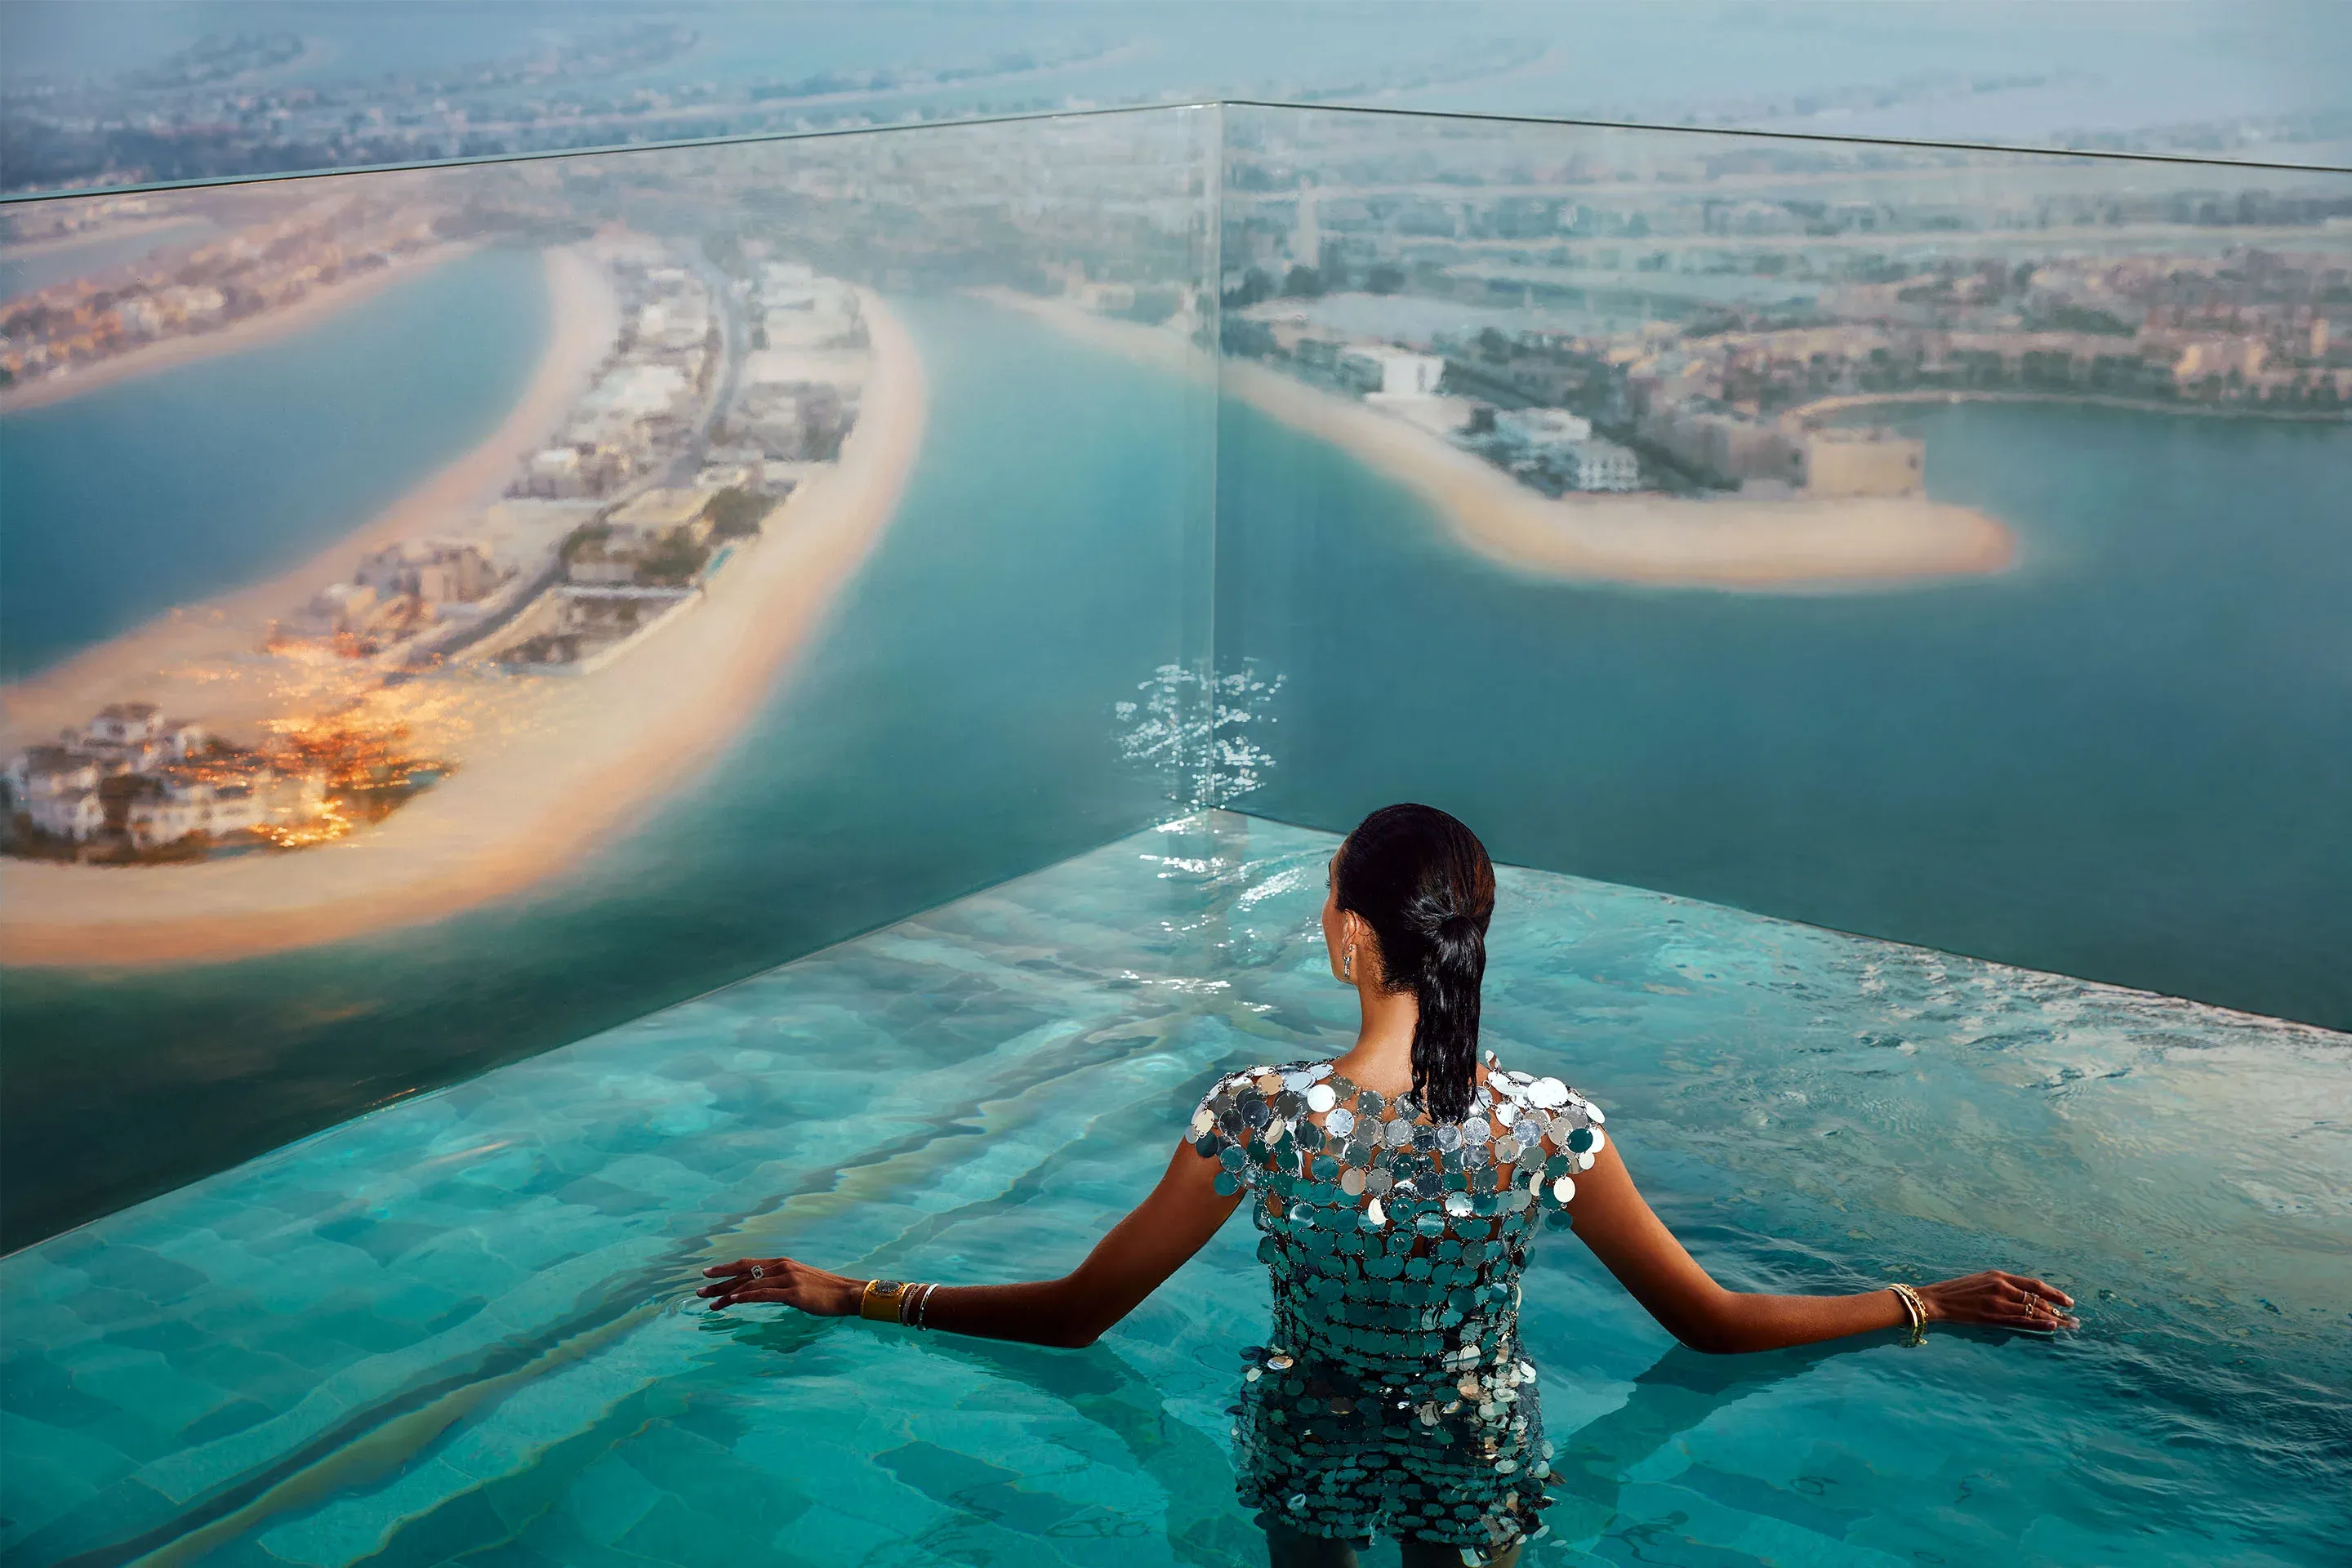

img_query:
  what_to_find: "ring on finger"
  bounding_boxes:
[749,1263,764,1279]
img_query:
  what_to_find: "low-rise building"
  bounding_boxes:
[8,707,321,851]
[1493,407,1593,452]
[1484,408,1642,492]
[125,764,323,849]
[1339,345,1447,398]
[2166,334,2269,385]
[1557,438,1641,492]
[8,745,106,804]
[1776,427,1926,498]
[63,706,205,770]
[1640,399,1785,488]
[526,445,584,495]
[354,538,500,605]
[493,585,700,674]
[127,775,228,849]
[87,702,163,746]
[604,488,715,550]
[31,788,107,841]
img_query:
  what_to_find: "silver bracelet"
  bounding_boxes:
[914,1281,941,1330]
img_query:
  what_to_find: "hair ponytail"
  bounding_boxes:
[1333,804,1497,1125]
[1410,911,1486,1123]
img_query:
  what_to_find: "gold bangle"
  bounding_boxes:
[1889,1282,1928,1346]
[860,1279,910,1323]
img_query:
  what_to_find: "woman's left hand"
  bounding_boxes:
[698,1255,865,1314]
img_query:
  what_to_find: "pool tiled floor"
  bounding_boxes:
[3,813,2345,1565]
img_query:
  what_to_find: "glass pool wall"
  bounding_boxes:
[1212,104,2352,1036]
[0,108,1223,1248]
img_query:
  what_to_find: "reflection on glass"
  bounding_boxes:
[1209,105,2352,1029]
[0,109,1218,1243]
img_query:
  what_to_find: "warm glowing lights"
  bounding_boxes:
[253,795,354,849]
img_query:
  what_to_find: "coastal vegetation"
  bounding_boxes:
[634,528,712,587]
[705,487,776,541]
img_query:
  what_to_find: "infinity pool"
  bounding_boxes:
[4,813,2345,1566]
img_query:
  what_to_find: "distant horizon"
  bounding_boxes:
[6,0,2350,194]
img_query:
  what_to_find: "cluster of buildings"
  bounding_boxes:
[490,254,863,675]
[1267,318,1650,494]
[1481,408,1642,493]
[1806,263,2351,411]
[514,247,717,500]
[1228,227,2348,502]
[0,195,449,390]
[292,538,510,653]
[4,704,327,855]
[497,488,728,672]
[273,243,861,691]
[1206,132,2350,509]
[707,261,868,480]
[0,20,1128,194]
[1237,309,1921,500]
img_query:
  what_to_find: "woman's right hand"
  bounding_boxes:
[699,1255,866,1315]
[1915,1269,2078,1331]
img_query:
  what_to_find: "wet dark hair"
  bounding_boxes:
[1332,803,1496,1124]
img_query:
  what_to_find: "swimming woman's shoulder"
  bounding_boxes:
[1195,1058,1332,1103]
[1484,1059,1600,1116]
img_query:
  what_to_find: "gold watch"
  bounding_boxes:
[859,1278,911,1322]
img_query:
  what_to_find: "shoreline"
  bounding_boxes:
[969,285,1211,381]
[1795,388,2351,425]
[1227,361,2016,590]
[0,283,926,969]
[0,242,474,416]
[982,290,2015,590]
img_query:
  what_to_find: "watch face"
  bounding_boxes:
[873,1280,906,1296]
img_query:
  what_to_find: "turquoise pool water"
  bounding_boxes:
[3,813,2345,1565]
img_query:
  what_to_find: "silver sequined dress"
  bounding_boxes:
[1190,1058,1609,1561]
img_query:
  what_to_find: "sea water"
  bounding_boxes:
[2,813,2343,1564]
[0,245,549,678]
[1216,395,2352,1031]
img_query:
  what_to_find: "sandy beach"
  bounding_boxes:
[0,243,474,416]
[0,246,615,751]
[1227,359,2016,589]
[982,289,2016,590]
[2,268,925,969]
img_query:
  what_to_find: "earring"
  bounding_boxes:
[1343,942,1354,981]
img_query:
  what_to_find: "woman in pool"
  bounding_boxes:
[702,803,2076,1566]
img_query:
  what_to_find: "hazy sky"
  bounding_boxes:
[5,2,2349,152]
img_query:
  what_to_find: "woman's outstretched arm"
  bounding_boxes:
[698,1140,1243,1348]
[1564,1142,2077,1352]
